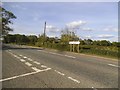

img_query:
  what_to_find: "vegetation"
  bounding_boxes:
[1,7,16,35]
[2,7,119,59]
[3,33,120,59]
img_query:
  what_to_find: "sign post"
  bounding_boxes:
[69,41,80,53]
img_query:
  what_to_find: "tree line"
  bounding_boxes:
[3,34,120,47]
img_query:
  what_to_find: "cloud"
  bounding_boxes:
[66,20,86,29]
[84,35,92,38]
[80,27,93,31]
[46,25,60,33]
[0,1,3,6]
[104,26,118,32]
[33,13,41,21]
[97,34,114,39]
[10,4,27,10]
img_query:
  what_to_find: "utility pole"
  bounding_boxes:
[43,21,46,49]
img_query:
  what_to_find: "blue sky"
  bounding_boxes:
[3,2,118,42]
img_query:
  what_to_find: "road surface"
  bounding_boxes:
[1,44,119,89]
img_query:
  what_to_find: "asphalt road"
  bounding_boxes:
[1,44,119,89]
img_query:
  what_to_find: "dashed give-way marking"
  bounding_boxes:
[33,61,40,65]
[25,62,32,66]
[68,77,80,84]
[23,56,28,59]
[41,65,47,68]
[20,59,26,62]
[19,55,23,57]
[27,58,33,61]
[0,67,51,82]
[54,70,65,76]
[31,67,41,72]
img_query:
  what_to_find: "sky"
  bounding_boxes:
[2,2,118,42]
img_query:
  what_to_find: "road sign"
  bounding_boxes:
[69,41,80,44]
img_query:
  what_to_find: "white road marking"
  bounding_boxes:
[31,67,41,72]
[49,52,76,59]
[64,55,76,58]
[15,56,21,59]
[33,61,40,65]
[38,50,76,59]
[20,59,26,62]
[23,56,27,59]
[31,67,51,72]
[41,65,47,68]
[27,58,33,61]
[13,55,17,57]
[49,52,63,56]
[0,68,51,82]
[68,77,80,83]
[92,87,98,90]
[54,70,65,76]
[108,64,119,68]
[19,55,23,57]
[25,62,32,66]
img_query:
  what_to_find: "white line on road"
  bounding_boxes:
[41,65,47,68]
[27,58,33,61]
[31,67,51,72]
[25,62,32,66]
[48,52,76,59]
[23,56,28,59]
[54,70,65,76]
[20,59,26,62]
[108,64,119,68]
[15,56,21,59]
[19,55,23,57]
[13,55,17,57]
[37,50,48,53]
[33,61,40,65]
[49,52,63,56]
[0,68,51,82]
[92,87,98,90]
[64,55,76,59]
[68,77,80,84]
[38,50,76,59]
[31,67,41,72]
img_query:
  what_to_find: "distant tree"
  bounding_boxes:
[92,40,100,46]
[100,40,111,46]
[27,35,37,45]
[112,42,120,47]
[1,7,16,35]
[61,29,79,44]
[80,40,85,45]
[36,34,46,47]
[84,39,93,45]
[3,34,15,43]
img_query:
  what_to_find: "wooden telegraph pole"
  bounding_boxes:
[43,21,46,49]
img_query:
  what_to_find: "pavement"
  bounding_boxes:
[1,44,119,89]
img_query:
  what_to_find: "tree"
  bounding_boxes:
[27,35,37,45]
[112,42,120,47]
[84,39,93,45]
[61,29,79,44]
[1,7,16,35]
[100,40,111,46]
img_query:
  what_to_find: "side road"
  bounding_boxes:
[4,44,118,62]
